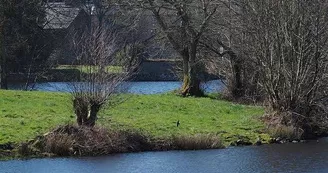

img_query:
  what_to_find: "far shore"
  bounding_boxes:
[7,64,219,83]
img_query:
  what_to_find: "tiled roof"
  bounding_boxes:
[44,3,81,29]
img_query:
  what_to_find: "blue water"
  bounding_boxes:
[1,139,328,173]
[9,80,224,94]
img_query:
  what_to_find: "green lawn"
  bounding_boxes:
[0,90,75,144]
[0,90,270,146]
[56,65,123,73]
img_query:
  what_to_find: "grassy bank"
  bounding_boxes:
[101,94,269,145]
[0,90,270,158]
[55,65,123,74]
[0,90,74,144]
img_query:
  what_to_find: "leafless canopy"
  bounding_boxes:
[71,23,136,126]
[122,0,221,96]
[240,0,328,133]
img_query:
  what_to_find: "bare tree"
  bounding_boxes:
[71,24,135,127]
[0,0,53,90]
[122,0,220,96]
[241,0,328,134]
[197,0,262,102]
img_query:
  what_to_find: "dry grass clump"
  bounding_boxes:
[267,125,303,140]
[263,112,304,140]
[43,125,152,156]
[44,133,74,156]
[28,125,225,157]
[172,134,223,150]
[117,130,153,152]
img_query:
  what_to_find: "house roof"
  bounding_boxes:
[44,3,81,29]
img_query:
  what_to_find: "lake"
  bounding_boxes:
[1,138,328,173]
[8,80,224,94]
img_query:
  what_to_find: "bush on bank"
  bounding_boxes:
[18,125,224,157]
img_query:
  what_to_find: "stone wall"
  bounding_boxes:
[133,59,218,81]
[134,60,181,81]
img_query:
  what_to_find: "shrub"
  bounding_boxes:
[42,125,153,156]
[264,112,304,140]
[267,125,303,140]
[32,125,225,157]
[44,133,74,156]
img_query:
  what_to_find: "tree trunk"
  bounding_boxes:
[181,45,203,97]
[73,98,100,127]
[0,47,7,89]
[226,51,243,98]
[73,97,89,126]
[0,15,8,90]
[86,103,101,127]
[232,59,243,98]
[182,65,202,96]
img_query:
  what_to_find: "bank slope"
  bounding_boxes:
[101,94,269,145]
[0,90,75,144]
[0,90,269,146]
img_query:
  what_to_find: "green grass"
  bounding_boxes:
[0,90,270,146]
[0,90,75,144]
[100,94,269,145]
[56,65,122,73]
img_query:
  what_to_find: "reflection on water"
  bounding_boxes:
[1,138,328,173]
[8,80,224,94]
